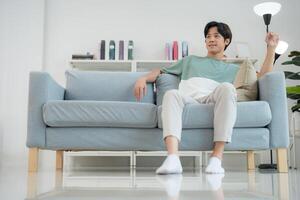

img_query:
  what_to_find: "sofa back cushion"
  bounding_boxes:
[234,59,258,101]
[65,70,155,103]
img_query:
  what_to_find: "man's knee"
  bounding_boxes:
[216,83,237,101]
[219,83,236,95]
[163,89,180,100]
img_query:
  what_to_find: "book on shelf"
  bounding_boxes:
[72,53,94,60]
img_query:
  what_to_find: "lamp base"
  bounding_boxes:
[258,163,277,169]
[258,164,277,173]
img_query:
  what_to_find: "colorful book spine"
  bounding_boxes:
[128,40,134,60]
[119,40,124,60]
[172,41,178,60]
[100,40,105,60]
[109,40,115,60]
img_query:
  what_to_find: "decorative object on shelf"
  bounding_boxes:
[169,43,173,60]
[109,40,116,60]
[253,2,281,32]
[282,50,300,112]
[100,40,105,60]
[165,42,172,60]
[72,52,94,60]
[182,41,189,58]
[128,40,134,60]
[172,41,178,60]
[119,40,124,60]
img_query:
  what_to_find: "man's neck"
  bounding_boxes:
[206,52,225,60]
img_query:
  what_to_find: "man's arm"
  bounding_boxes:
[133,58,184,101]
[142,68,162,83]
[134,68,162,101]
[257,32,279,78]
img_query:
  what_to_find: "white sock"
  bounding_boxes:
[206,174,224,191]
[205,157,224,174]
[156,174,182,197]
[156,154,183,174]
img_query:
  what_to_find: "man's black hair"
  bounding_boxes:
[204,21,232,51]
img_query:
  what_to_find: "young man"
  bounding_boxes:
[134,21,279,174]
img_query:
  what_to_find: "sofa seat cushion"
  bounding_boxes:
[43,100,157,128]
[158,101,271,128]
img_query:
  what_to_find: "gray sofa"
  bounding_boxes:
[26,70,289,172]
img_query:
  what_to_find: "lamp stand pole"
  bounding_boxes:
[258,17,279,171]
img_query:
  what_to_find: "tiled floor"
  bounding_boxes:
[0,164,299,200]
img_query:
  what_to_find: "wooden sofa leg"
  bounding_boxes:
[56,150,64,170]
[28,148,39,172]
[27,172,37,198]
[277,148,288,173]
[247,151,255,171]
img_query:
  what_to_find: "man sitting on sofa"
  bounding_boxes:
[134,21,279,174]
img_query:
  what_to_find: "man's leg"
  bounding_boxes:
[211,141,225,160]
[165,136,179,155]
[156,90,196,174]
[197,83,237,173]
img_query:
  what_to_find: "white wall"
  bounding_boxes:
[1,0,299,168]
[44,0,300,84]
[0,0,45,165]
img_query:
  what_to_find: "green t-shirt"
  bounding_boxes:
[161,55,239,83]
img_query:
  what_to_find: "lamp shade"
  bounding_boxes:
[275,41,288,55]
[253,2,281,16]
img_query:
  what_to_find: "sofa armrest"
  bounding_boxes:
[258,71,289,148]
[26,72,65,148]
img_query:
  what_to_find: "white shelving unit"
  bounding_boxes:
[70,58,257,72]
[69,60,176,72]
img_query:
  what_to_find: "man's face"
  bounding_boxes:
[205,27,230,54]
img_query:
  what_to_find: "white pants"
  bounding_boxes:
[161,82,237,143]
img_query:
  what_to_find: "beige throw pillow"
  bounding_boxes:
[233,59,258,101]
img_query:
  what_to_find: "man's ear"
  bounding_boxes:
[224,38,230,45]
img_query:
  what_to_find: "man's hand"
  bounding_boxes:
[134,77,147,101]
[258,32,280,78]
[265,32,279,49]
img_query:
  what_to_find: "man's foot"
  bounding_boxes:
[156,154,183,174]
[156,174,182,197]
[205,156,224,174]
